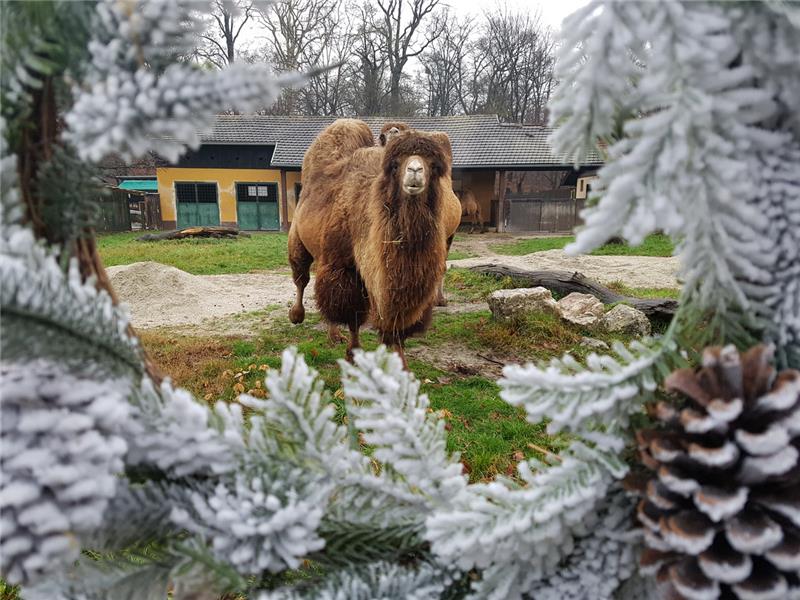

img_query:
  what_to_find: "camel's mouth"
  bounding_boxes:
[403,184,424,195]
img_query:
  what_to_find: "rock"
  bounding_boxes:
[487,287,560,320]
[601,304,652,336]
[557,292,605,328]
[580,337,609,351]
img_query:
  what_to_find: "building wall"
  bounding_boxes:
[156,167,284,229]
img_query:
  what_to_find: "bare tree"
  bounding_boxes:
[479,8,555,124]
[420,12,474,116]
[195,0,255,68]
[349,2,390,115]
[375,0,444,114]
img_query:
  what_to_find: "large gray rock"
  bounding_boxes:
[557,292,605,328]
[601,304,651,336]
[487,287,560,320]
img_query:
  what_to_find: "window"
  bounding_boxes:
[176,182,218,203]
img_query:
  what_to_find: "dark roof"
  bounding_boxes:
[200,114,603,169]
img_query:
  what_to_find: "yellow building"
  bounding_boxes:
[157,115,602,232]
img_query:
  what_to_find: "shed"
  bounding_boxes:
[155,115,603,232]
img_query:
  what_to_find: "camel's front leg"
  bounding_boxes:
[345,321,361,363]
[435,235,454,307]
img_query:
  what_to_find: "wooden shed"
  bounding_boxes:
[155,115,603,232]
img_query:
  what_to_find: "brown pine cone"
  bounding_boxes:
[633,344,800,600]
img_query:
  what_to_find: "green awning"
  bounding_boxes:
[119,179,158,192]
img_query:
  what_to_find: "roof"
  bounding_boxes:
[118,179,159,191]
[200,114,603,170]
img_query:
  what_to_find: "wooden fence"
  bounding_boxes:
[504,190,585,233]
[96,188,132,233]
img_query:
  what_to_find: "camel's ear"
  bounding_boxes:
[429,132,452,162]
[379,132,387,146]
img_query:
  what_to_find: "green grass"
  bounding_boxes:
[447,249,476,260]
[492,233,674,257]
[139,307,594,481]
[606,281,681,300]
[97,231,289,274]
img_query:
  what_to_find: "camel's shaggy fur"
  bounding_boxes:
[289,119,460,365]
[457,188,486,233]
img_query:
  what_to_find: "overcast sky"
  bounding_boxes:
[449,0,589,32]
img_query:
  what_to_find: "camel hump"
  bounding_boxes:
[304,119,374,179]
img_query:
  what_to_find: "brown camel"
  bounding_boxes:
[288,119,458,367]
[456,188,485,233]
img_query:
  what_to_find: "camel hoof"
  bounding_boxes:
[435,296,448,307]
[289,304,305,324]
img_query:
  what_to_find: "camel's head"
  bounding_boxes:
[383,130,452,202]
[379,121,410,146]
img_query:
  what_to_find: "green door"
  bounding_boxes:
[175,182,220,229]
[236,183,279,230]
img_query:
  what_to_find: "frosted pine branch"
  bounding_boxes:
[66,0,300,162]
[171,467,330,575]
[524,487,644,600]
[124,377,246,477]
[0,361,129,585]
[241,347,367,477]
[548,2,800,360]
[340,347,468,504]
[426,441,628,600]
[500,338,677,434]
[260,561,453,600]
[0,226,142,375]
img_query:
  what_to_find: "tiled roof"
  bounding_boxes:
[201,114,603,169]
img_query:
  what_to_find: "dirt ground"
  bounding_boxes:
[448,234,681,289]
[110,233,680,332]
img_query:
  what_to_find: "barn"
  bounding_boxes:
[155,114,602,232]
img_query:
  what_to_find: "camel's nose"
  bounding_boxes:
[406,158,424,185]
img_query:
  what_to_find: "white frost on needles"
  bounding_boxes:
[0,362,129,585]
[65,0,299,163]
[549,2,800,361]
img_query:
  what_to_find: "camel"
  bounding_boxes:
[288,119,459,367]
[377,122,460,305]
[456,188,485,233]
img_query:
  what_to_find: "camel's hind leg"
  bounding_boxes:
[288,229,312,324]
[345,320,362,363]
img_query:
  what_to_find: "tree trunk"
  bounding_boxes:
[466,264,679,320]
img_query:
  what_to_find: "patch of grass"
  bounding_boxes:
[447,249,476,260]
[97,231,288,274]
[443,268,527,302]
[0,581,19,600]
[139,310,572,481]
[606,281,681,300]
[492,233,674,257]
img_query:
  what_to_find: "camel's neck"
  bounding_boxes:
[380,177,442,247]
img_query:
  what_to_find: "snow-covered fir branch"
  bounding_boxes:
[341,347,468,504]
[500,337,678,435]
[426,441,628,600]
[549,2,800,364]
[66,0,301,162]
[0,225,143,375]
[260,561,454,600]
[0,361,129,585]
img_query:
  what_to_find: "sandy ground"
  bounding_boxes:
[110,234,680,332]
[108,262,309,329]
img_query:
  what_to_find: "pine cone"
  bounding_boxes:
[633,344,800,600]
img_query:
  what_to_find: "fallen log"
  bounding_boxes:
[466,264,679,320]
[137,226,251,241]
